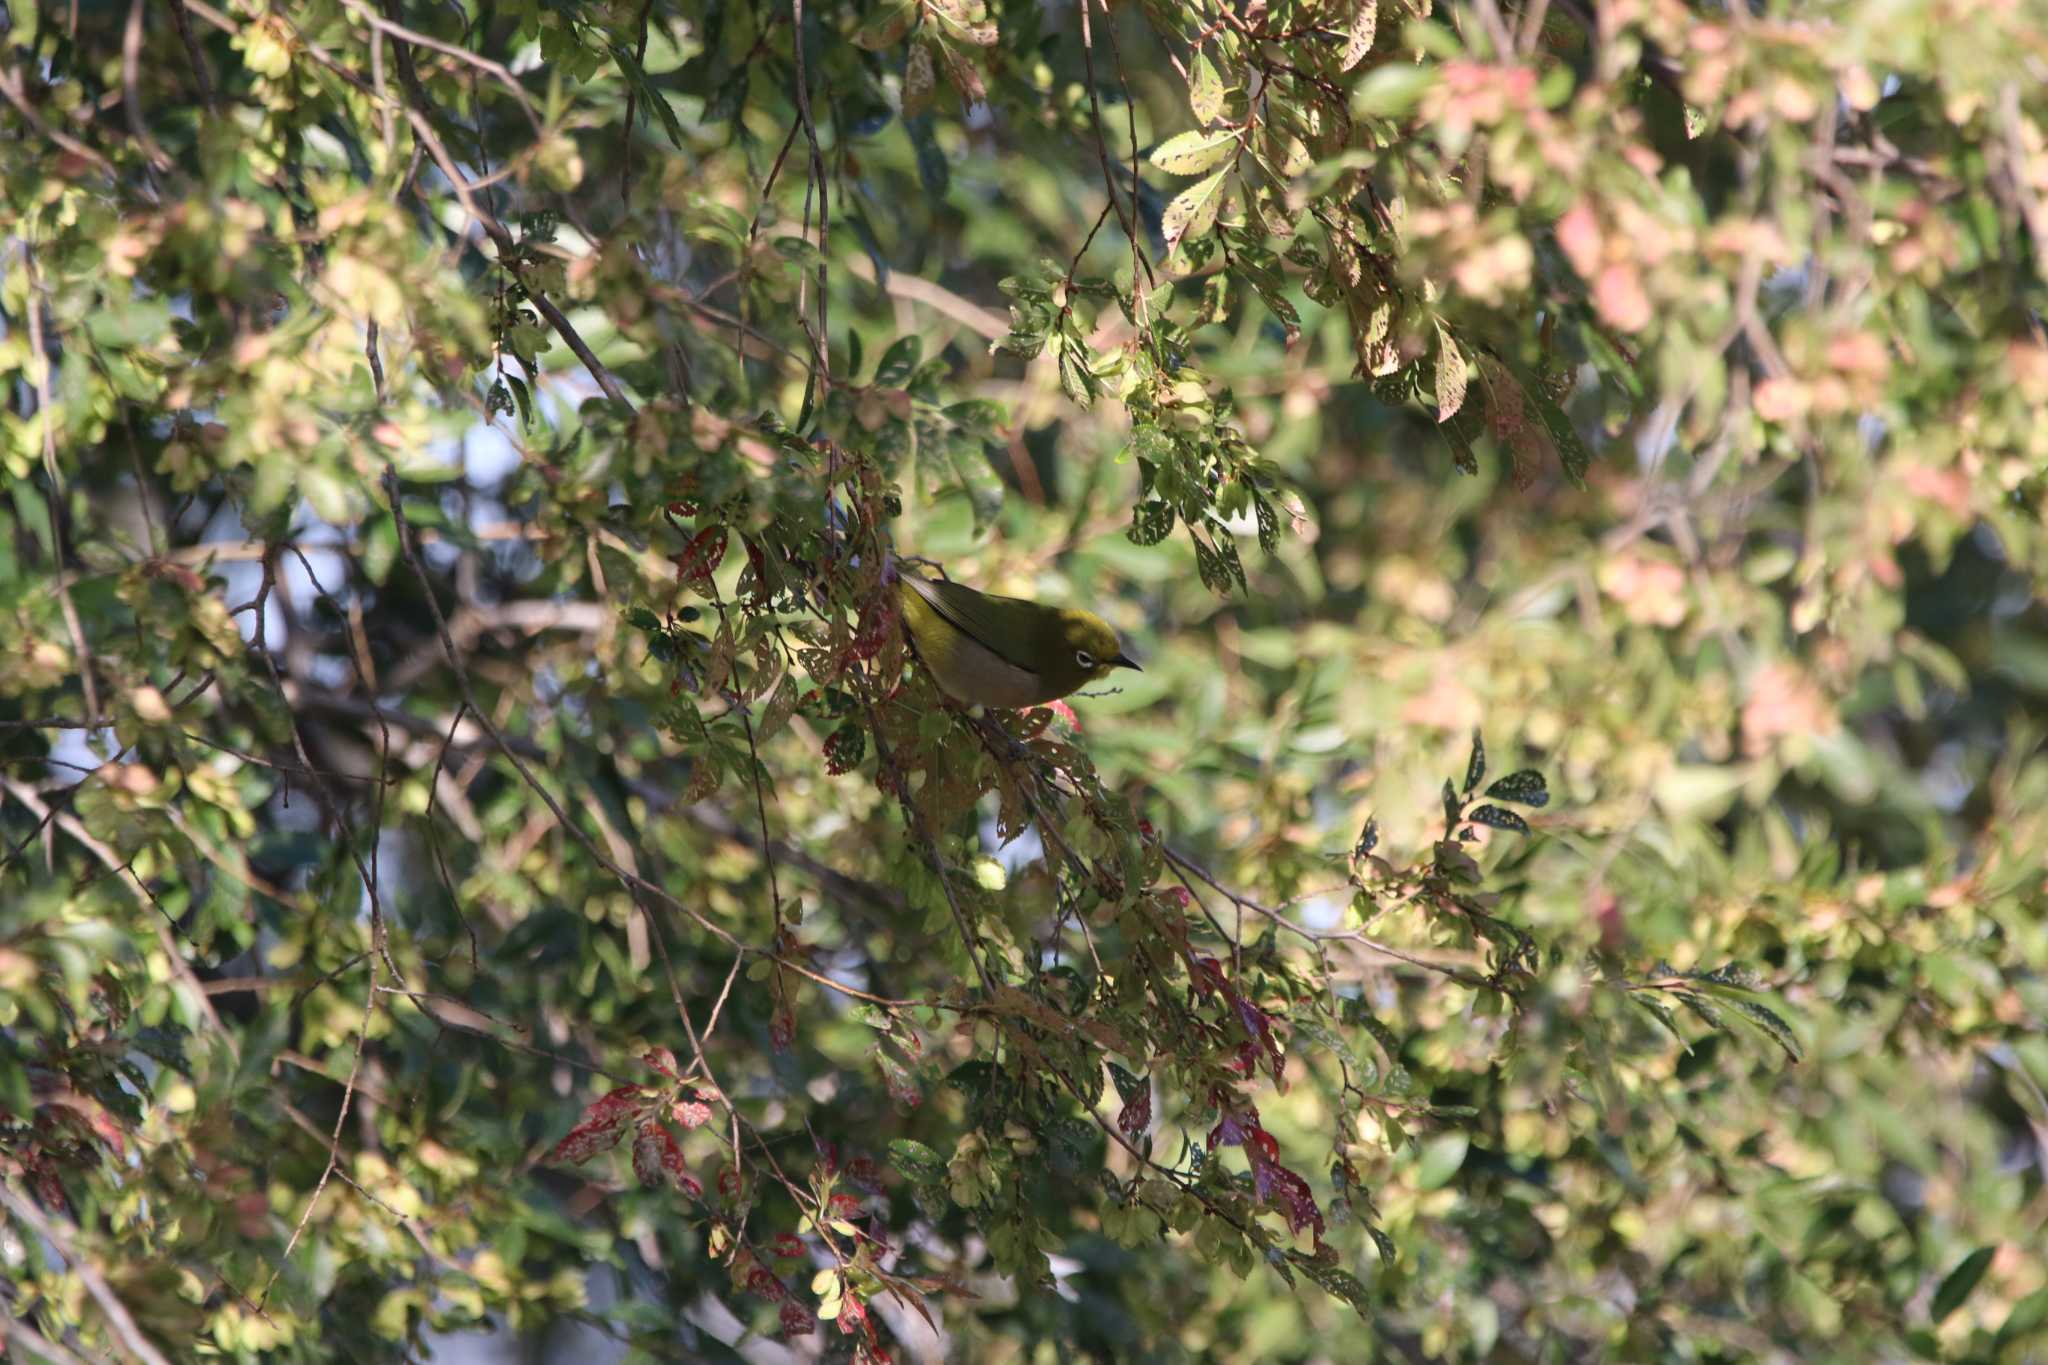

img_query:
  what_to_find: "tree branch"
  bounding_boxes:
[0,1185,171,1365]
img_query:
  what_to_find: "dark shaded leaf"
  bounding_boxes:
[1932,1246,1996,1324]
[1484,770,1549,807]
[1468,805,1529,834]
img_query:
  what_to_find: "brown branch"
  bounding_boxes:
[839,254,1009,340]
[123,0,173,171]
[0,68,116,175]
[163,0,217,111]
[0,1184,172,1365]
[0,1314,94,1365]
[0,776,231,1037]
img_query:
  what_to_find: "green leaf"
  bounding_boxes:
[1997,1288,2048,1343]
[1291,1015,1364,1075]
[1253,494,1278,553]
[874,335,923,386]
[1288,1253,1372,1319]
[1162,169,1229,253]
[1351,63,1434,118]
[1415,1133,1468,1190]
[772,234,823,266]
[1631,995,1691,1051]
[1340,0,1378,72]
[1508,360,1594,487]
[1931,1246,1996,1324]
[824,723,867,775]
[889,1138,947,1184]
[1128,499,1175,546]
[852,0,918,49]
[1433,318,1467,423]
[1189,50,1224,125]
[610,42,685,150]
[1150,129,1237,176]
[1719,995,1803,1063]
[1192,532,1234,595]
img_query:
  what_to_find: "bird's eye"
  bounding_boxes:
[1074,649,1096,670]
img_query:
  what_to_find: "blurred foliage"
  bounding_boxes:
[3,0,2048,1359]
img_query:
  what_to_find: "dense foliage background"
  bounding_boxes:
[5,0,2048,1359]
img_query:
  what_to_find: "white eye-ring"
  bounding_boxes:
[1074,649,1096,670]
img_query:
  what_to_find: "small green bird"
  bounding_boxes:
[896,567,1141,708]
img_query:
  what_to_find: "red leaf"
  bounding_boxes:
[717,1165,743,1200]
[673,1095,714,1129]
[770,1007,797,1052]
[1234,996,1288,1089]
[772,1232,805,1259]
[823,724,866,776]
[1117,1082,1152,1140]
[837,1293,869,1336]
[851,593,897,661]
[827,1192,863,1221]
[741,535,773,605]
[876,1050,922,1109]
[846,1156,880,1191]
[1213,1111,1326,1239]
[671,524,728,587]
[643,1046,681,1081]
[1209,1105,1260,1150]
[779,1299,815,1337]
[748,1266,788,1301]
[632,1122,664,1187]
[1040,699,1081,731]
[632,1121,698,1195]
[546,1087,648,1165]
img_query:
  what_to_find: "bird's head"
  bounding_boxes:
[1040,608,1142,697]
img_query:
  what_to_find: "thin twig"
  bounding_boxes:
[1077,0,1153,293]
[788,0,831,386]
[123,0,173,171]
[619,0,657,202]
[380,47,634,409]
[21,243,102,733]
[381,469,738,951]
[352,0,543,134]
[260,958,379,1307]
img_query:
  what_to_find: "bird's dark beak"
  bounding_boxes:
[1111,652,1142,672]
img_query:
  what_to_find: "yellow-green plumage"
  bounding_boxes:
[896,570,1139,708]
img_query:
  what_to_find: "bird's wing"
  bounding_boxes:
[899,573,1043,677]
